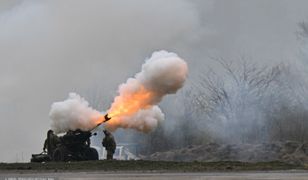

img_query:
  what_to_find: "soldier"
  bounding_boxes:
[43,130,60,157]
[102,130,116,160]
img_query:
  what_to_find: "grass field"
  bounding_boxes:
[0,160,304,172]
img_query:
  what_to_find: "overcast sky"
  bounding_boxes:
[0,0,308,162]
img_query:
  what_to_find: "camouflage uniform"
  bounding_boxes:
[102,130,116,160]
[43,130,60,157]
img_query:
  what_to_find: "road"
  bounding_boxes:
[0,171,308,180]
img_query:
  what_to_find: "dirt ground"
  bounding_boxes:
[0,160,304,172]
[2,171,308,180]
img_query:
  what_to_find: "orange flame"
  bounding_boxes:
[91,86,155,127]
[91,85,154,126]
[109,86,155,117]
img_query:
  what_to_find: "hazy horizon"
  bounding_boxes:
[1,0,308,162]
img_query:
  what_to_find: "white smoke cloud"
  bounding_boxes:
[49,51,188,134]
[113,106,165,133]
[105,50,188,132]
[138,51,188,95]
[50,93,101,134]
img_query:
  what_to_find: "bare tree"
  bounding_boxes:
[139,22,308,153]
[188,58,283,143]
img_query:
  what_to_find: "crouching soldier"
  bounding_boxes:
[43,130,60,157]
[102,130,116,160]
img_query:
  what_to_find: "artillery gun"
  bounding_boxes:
[31,114,112,162]
[31,129,98,162]
[53,129,99,161]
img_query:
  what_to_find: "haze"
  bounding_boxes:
[0,0,308,162]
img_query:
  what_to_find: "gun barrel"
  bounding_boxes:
[104,114,111,122]
[92,114,112,131]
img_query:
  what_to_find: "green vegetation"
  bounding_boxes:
[0,160,303,172]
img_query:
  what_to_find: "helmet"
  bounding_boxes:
[103,130,110,135]
[47,129,53,135]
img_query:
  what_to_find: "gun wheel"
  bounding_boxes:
[85,147,99,160]
[53,147,68,162]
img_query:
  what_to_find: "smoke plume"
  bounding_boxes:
[112,106,165,133]
[49,50,188,133]
[105,51,188,132]
[49,93,102,134]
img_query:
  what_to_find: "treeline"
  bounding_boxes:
[138,23,308,155]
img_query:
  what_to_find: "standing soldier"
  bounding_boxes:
[43,130,60,157]
[102,130,116,160]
